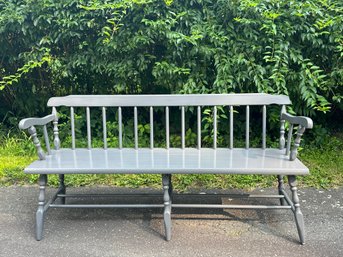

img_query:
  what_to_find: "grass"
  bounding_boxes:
[0,131,342,190]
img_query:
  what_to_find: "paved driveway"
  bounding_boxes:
[0,186,342,257]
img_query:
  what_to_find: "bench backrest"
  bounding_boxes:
[47,93,291,150]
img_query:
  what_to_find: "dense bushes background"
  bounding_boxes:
[0,0,342,188]
[0,0,342,130]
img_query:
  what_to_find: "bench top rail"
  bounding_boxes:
[47,93,291,107]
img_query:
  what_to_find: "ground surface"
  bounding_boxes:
[0,186,342,257]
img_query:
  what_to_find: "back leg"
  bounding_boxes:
[58,174,66,204]
[277,175,286,206]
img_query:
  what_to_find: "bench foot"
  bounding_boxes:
[288,175,305,244]
[164,207,172,241]
[277,175,286,206]
[36,174,47,241]
[162,174,172,241]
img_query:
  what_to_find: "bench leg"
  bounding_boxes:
[36,174,47,241]
[288,175,305,245]
[168,174,173,203]
[58,174,66,204]
[277,175,286,206]
[162,174,172,241]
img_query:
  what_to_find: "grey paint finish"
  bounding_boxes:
[42,125,51,155]
[162,174,172,241]
[36,174,47,241]
[47,93,292,107]
[52,107,60,150]
[181,106,185,149]
[197,106,201,149]
[28,126,46,160]
[245,106,250,149]
[288,175,305,244]
[118,107,123,148]
[279,106,286,149]
[281,112,313,128]
[18,114,56,129]
[24,148,309,175]
[18,93,313,244]
[70,107,76,149]
[165,106,170,149]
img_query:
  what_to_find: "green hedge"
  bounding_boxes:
[0,0,342,124]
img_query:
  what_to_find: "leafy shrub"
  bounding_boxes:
[0,0,342,130]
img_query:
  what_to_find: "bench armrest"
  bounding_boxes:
[280,112,313,161]
[281,112,313,129]
[19,114,58,160]
[19,114,56,130]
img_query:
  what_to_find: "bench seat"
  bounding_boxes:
[24,148,309,175]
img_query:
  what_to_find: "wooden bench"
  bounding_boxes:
[19,93,313,244]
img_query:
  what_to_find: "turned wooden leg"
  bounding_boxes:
[36,174,47,241]
[162,174,172,241]
[288,175,305,244]
[168,174,173,203]
[58,174,66,204]
[277,175,286,206]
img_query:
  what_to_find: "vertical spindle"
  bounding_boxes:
[52,107,60,150]
[102,107,107,149]
[43,125,51,155]
[86,107,91,149]
[134,106,138,149]
[262,105,266,149]
[213,106,217,149]
[181,106,185,149]
[150,106,154,149]
[118,107,122,149]
[197,106,201,149]
[279,105,286,150]
[246,105,250,149]
[28,126,45,160]
[286,124,294,155]
[70,107,75,149]
[290,126,306,161]
[166,107,170,149]
[230,106,233,149]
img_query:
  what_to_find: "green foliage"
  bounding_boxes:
[0,48,51,90]
[1,0,342,190]
[0,0,342,123]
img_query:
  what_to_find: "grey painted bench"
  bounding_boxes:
[19,93,313,244]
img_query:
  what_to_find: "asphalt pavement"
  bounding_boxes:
[0,186,342,257]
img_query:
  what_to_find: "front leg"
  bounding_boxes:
[162,174,172,241]
[168,174,173,203]
[36,174,47,241]
[288,175,305,244]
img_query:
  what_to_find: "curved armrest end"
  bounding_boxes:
[19,114,56,130]
[281,113,313,129]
